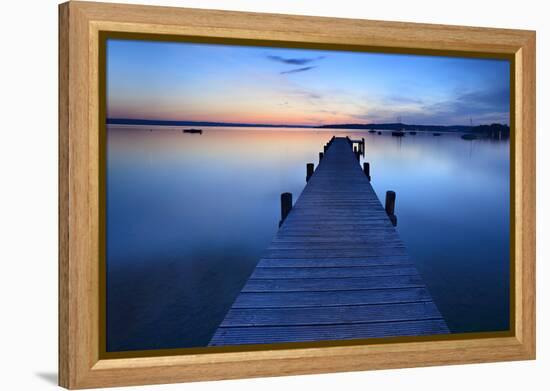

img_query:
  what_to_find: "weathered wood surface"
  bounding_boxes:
[209,137,448,346]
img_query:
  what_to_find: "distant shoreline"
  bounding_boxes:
[317,122,510,135]
[107,118,509,134]
[107,118,313,128]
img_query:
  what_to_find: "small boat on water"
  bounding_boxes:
[368,130,376,133]
[461,133,478,140]
[183,128,203,134]
[433,132,442,136]
[377,131,382,135]
[392,117,406,137]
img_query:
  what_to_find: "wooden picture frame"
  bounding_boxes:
[59,1,536,388]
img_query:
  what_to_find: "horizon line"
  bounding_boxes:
[106,117,510,129]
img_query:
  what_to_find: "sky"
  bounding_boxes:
[106,39,510,126]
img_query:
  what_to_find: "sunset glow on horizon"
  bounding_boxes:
[106,39,510,127]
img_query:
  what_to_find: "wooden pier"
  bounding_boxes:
[209,137,448,346]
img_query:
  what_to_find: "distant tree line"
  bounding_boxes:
[317,122,510,139]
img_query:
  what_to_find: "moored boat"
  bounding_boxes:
[183,128,203,134]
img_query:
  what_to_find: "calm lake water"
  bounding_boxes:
[106,125,510,352]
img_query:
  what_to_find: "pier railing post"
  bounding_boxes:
[385,190,397,226]
[319,152,324,162]
[306,163,314,182]
[363,162,371,181]
[279,192,293,227]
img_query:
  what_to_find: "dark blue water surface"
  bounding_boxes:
[106,126,510,352]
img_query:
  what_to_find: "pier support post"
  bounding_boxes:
[319,152,324,162]
[306,163,314,182]
[363,162,371,181]
[324,144,327,153]
[279,192,293,227]
[362,138,365,156]
[385,190,397,226]
[354,150,360,161]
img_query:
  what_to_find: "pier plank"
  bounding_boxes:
[241,275,426,292]
[210,320,449,345]
[250,265,420,279]
[232,287,434,308]
[219,302,443,327]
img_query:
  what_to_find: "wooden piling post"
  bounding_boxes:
[324,144,327,153]
[363,162,371,181]
[385,191,395,215]
[279,192,293,227]
[385,190,397,226]
[353,146,357,153]
[319,152,324,162]
[306,163,314,182]
[362,137,365,156]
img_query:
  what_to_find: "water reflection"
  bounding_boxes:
[106,125,510,351]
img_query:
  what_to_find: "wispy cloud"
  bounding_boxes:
[267,55,325,76]
[280,66,317,75]
[385,95,424,105]
[352,86,510,125]
[267,55,325,65]
[420,87,509,124]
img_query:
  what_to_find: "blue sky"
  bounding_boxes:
[107,39,510,126]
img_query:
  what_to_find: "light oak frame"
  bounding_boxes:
[59,1,536,388]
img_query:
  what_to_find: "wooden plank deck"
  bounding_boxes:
[209,137,448,346]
